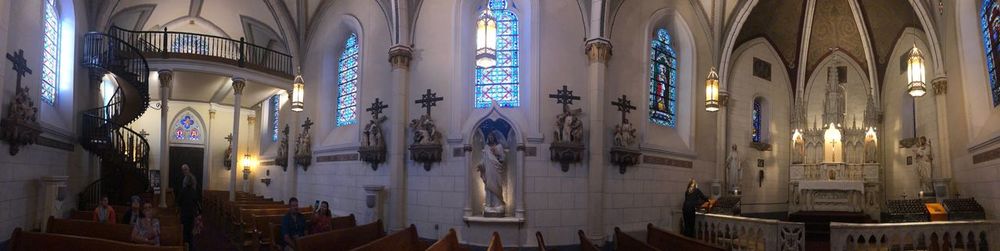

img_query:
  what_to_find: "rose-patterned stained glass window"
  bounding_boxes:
[649,28,678,127]
[336,33,360,126]
[41,0,59,105]
[982,0,1000,106]
[474,0,519,108]
[173,114,202,142]
[752,98,763,143]
[270,95,280,142]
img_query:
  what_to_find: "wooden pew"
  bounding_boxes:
[350,224,428,251]
[46,216,184,246]
[614,227,660,251]
[535,231,548,251]
[252,213,350,251]
[578,230,600,251]
[487,232,503,251]
[427,228,467,251]
[7,228,184,251]
[70,210,181,227]
[646,223,725,251]
[295,219,385,251]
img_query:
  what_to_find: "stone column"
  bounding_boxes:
[158,69,173,208]
[931,77,952,198]
[388,46,412,230]
[713,92,730,197]
[286,89,299,200]
[585,38,611,243]
[230,77,246,201]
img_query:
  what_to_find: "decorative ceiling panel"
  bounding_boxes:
[806,0,867,81]
[735,0,805,67]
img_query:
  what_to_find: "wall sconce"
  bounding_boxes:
[242,153,253,180]
[705,67,720,112]
[291,68,305,112]
[907,45,927,97]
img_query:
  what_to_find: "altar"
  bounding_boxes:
[797,180,865,212]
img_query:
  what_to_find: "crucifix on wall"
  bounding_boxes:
[415,89,444,117]
[2,49,41,155]
[612,94,636,124]
[548,85,580,113]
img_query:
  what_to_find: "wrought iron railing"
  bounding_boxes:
[107,26,294,78]
[830,220,1000,251]
[695,213,806,251]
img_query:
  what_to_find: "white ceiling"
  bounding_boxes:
[149,70,283,108]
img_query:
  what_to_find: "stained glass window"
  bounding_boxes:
[171,34,209,55]
[752,98,763,143]
[649,28,678,127]
[982,0,1000,106]
[474,0,519,108]
[270,95,280,142]
[173,114,202,142]
[41,0,59,105]
[336,33,360,126]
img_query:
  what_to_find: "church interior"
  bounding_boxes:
[1,0,1000,250]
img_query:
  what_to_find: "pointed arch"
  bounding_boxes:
[648,27,679,127]
[474,0,521,108]
[335,32,361,126]
[170,108,208,145]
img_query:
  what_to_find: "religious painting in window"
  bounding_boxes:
[982,0,1000,106]
[649,28,678,127]
[752,57,771,81]
[336,33,360,126]
[170,34,209,55]
[474,0,520,108]
[172,113,203,143]
[752,98,763,143]
[41,0,59,105]
[270,95,280,142]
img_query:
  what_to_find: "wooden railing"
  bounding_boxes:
[695,213,806,251]
[107,26,293,78]
[830,221,1000,251]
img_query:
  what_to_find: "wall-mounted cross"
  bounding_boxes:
[301,117,314,131]
[548,85,580,112]
[6,49,32,90]
[415,89,443,117]
[366,98,389,120]
[224,133,232,143]
[611,94,636,124]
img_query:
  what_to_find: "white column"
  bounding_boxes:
[388,46,412,230]
[931,77,952,197]
[585,39,611,242]
[230,77,246,201]
[287,90,299,199]
[717,92,730,193]
[158,69,173,208]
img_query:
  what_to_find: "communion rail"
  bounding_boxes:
[830,220,1000,251]
[695,213,805,251]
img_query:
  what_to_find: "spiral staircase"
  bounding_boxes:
[77,32,153,209]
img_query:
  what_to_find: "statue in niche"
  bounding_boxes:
[409,114,441,144]
[612,119,637,147]
[863,128,877,163]
[362,116,387,147]
[223,134,233,170]
[276,125,289,170]
[476,133,508,217]
[912,136,933,192]
[726,145,742,191]
[553,108,584,143]
[792,130,805,164]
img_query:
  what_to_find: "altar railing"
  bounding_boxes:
[830,220,1000,251]
[695,213,805,251]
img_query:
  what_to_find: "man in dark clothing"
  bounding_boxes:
[280,197,307,250]
[176,164,201,250]
[682,179,709,238]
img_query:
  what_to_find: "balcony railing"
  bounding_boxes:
[830,221,1000,251]
[107,26,294,78]
[695,213,806,251]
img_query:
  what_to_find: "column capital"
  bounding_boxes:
[232,77,247,95]
[932,77,947,95]
[585,38,612,63]
[157,69,174,89]
[388,45,413,70]
[719,92,730,108]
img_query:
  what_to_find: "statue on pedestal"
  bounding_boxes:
[726,145,742,192]
[863,128,877,163]
[409,114,441,144]
[554,108,584,143]
[476,134,508,217]
[913,136,933,192]
[792,130,805,164]
[362,116,387,148]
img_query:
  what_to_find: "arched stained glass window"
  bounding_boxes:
[752,98,763,143]
[336,33,360,126]
[173,114,202,142]
[41,0,59,105]
[474,0,519,108]
[270,95,280,142]
[982,0,1000,106]
[649,28,678,127]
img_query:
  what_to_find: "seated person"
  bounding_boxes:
[93,195,117,224]
[309,201,333,234]
[280,197,307,250]
[131,202,161,245]
[122,195,144,225]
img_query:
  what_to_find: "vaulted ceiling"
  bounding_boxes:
[733,0,923,93]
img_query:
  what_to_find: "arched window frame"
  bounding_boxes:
[270,94,280,142]
[982,0,1000,106]
[474,0,520,108]
[170,112,205,144]
[752,97,764,143]
[41,0,60,105]
[335,33,360,126]
[649,28,678,127]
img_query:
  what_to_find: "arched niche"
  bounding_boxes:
[463,106,525,220]
[637,7,698,152]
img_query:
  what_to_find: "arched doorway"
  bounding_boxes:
[168,108,208,195]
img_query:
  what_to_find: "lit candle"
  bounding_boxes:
[919,191,924,198]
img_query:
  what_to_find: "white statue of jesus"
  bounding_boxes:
[477,139,507,216]
[913,137,933,192]
[726,145,742,192]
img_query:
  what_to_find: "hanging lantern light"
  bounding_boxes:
[705,67,720,112]
[242,153,252,180]
[291,69,305,112]
[907,45,927,97]
[475,9,497,68]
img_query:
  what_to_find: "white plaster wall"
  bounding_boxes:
[110,0,282,41]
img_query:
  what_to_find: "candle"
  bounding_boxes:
[919,191,924,198]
